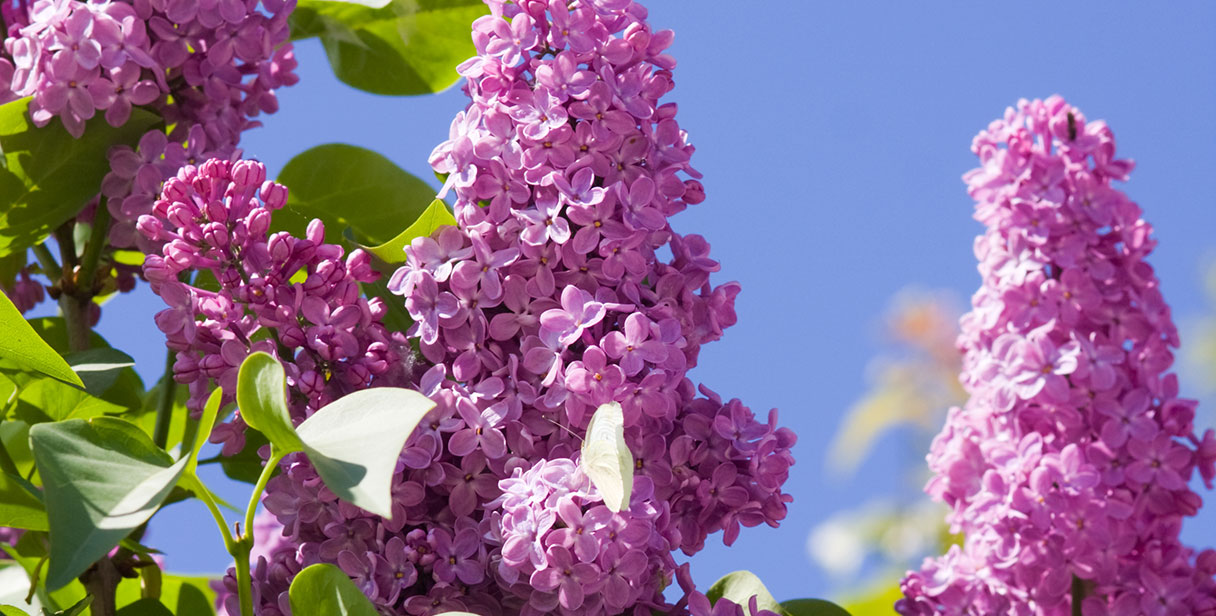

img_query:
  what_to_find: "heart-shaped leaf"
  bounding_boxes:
[706,570,788,615]
[0,98,160,257]
[0,469,46,530]
[0,291,83,388]
[288,563,378,616]
[274,144,435,246]
[362,199,455,265]
[296,387,434,518]
[289,0,488,96]
[781,598,853,616]
[235,353,303,454]
[65,348,135,396]
[30,418,189,590]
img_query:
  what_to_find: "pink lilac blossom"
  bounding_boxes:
[897,96,1216,616]
[230,1,796,615]
[1,266,45,313]
[0,0,298,251]
[138,158,409,421]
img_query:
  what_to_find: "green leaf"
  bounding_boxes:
[217,428,270,485]
[235,352,303,454]
[10,376,126,425]
[29,417,189,590]
[114,598,173,616]
[0,292,83,388]
[64,348,134,397]
[185,389,222,476]
[131,375,193,458]
[288,563,378,616]
[274,144,435,245]
[115,573,218,616]
[296,387,434,518]
[45,594,91,616]
[360,276,412,332]
[362,199,455,265]
[781,598,853,616]
[0,98,160,257]
[289,0,487,96]
[0,469,46,530]
[0,606,32,616]
[706,571,787,615]
[839,582,902,616]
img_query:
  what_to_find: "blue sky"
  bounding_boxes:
[86,0,1216,605]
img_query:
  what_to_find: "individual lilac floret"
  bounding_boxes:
[898,96,1216,615]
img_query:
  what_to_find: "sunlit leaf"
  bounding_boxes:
[706,570,787,615]
[289,0,488,96]
[580,402,633,513]
[65,348,134,397]
[235,352,303,454]
[274,144,435,246]
[30,418,188,590]
[362,199,455,265]
[288,563,378,616]
[0,97,160,257]
[296,387,434,518]
[0,292,83,388]
[781,598,853,616]
[0,469,46,530]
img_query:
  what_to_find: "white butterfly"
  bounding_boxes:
[580,402,635,512]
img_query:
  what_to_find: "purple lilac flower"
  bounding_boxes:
[222,2,798,614]
[898,96,1216,615]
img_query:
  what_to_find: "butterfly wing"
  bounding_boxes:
[581,402,634,512]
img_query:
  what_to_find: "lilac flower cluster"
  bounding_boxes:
[0,0,298,250]
[898,96,1216,615]
[139,158,408,426]
[238,1,796,614]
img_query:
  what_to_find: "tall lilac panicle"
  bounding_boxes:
[898,96,1216,616]
[245,1,795,615]
[139,158,408,438]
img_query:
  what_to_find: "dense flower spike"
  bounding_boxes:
[1,0,298,250]
[139,158,408,422]
[234,1,796,614]
[898,96,1216,615]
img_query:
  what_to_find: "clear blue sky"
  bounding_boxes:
[86,1,1216,605]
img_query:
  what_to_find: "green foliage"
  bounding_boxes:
[707,571,852,616]
[290,0,487,96]
[782,598,853,616]
[63,348,134,397]
[235,352,304,454]
[0,606,31,616]
[288,563,378,616]
[0,468,46,530]
[363,198,456,264]
[0,292,84,389]
[707,571,787,615]
[0,98,160,257]
[217,429,270,485]
[114,571,218,616]
[45,595,91,616]
[295,387,435,518]
[839,583,903,616]
[274,144,435,246]
[114,598,173,616]
[29,418,189,590]
[235,354,434,516]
